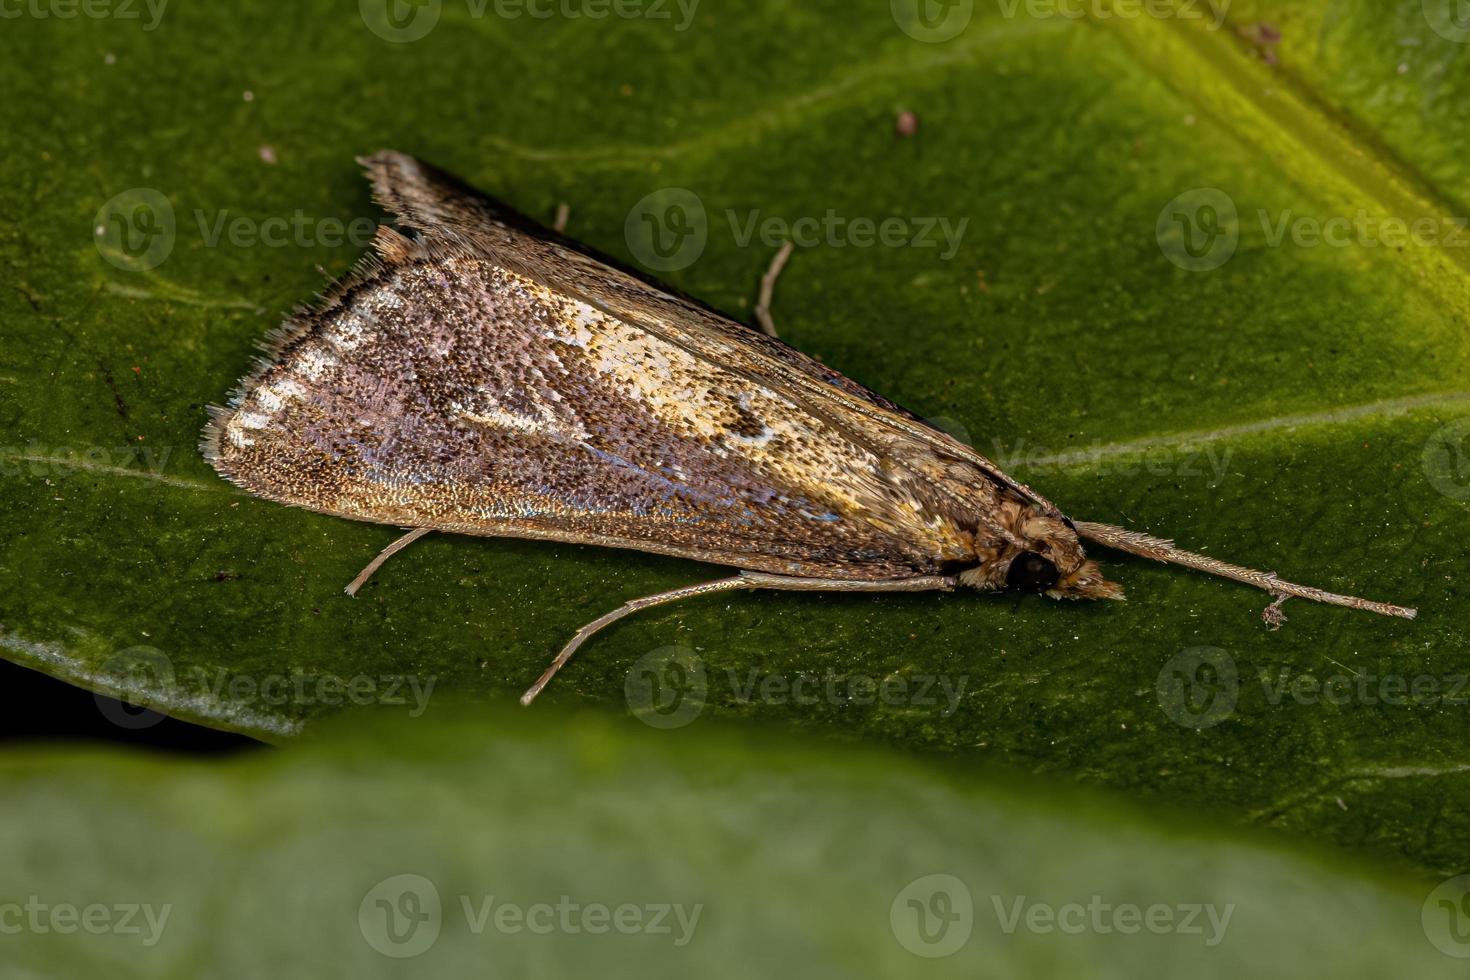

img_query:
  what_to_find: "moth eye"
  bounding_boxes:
[1006,552,1060,594]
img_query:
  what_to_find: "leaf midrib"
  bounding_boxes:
[1093,0,1470,322]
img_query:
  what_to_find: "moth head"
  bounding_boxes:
[960,502,1124,602]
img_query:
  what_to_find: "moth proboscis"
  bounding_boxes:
[201,152,1416,705]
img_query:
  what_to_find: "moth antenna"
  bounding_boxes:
[1072,521,1417,621]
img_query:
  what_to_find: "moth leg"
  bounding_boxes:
[1262,595,1289,630]
[520,571,957,705]
[753,240,795,338]
[737,571,957,594]
[344,527,432,597]
[521,575,752,705]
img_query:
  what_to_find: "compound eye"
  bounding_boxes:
[1006,551,1060,593]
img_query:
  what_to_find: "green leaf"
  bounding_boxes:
[0,706,1463,977]
[3,0,1469,876]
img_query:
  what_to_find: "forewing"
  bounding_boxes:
[203,233,978,579]
[358,151,1060,534]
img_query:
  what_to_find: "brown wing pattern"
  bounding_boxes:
[360,151,1060,526]
[202,153,1032,579]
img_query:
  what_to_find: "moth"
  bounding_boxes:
[202,152,1415,705]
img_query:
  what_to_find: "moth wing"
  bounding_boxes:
[360,150,1061,529]
[202,204,978,580]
